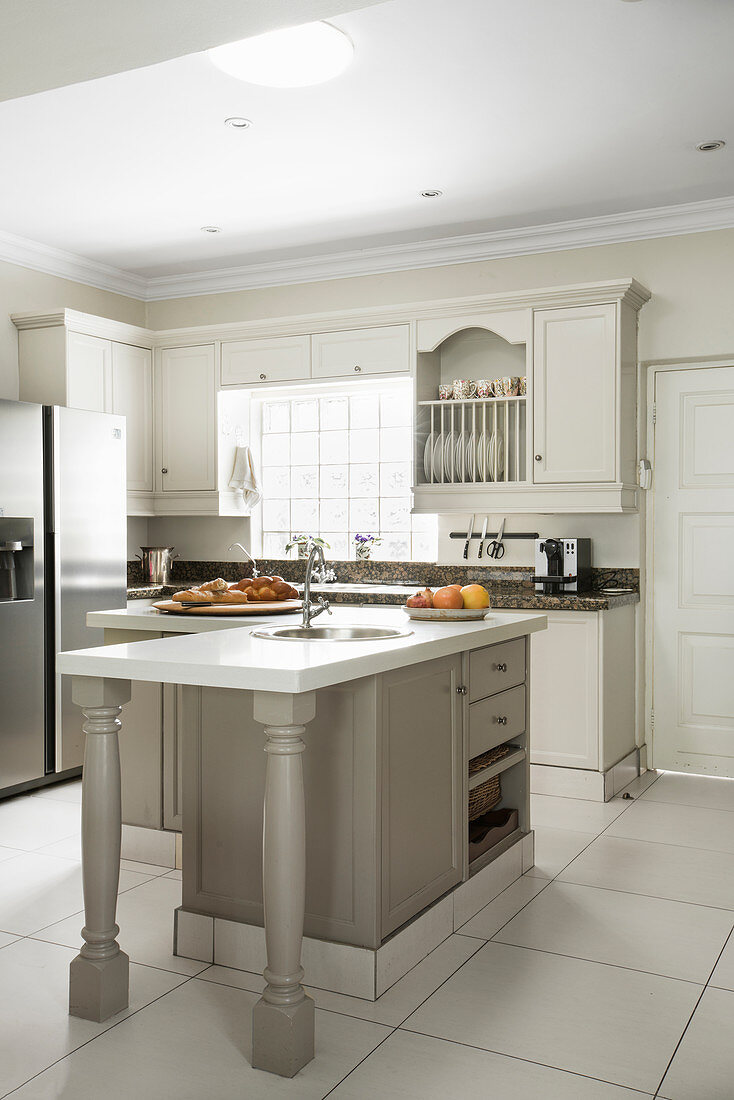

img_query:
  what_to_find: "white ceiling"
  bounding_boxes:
[0,0,386,101]
[1,0,733,292]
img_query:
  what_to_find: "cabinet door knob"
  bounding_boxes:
[494,662,507,672]
[354,365,362,373]
[495,715,508,725]
[535,454,542,461]
[456,685,467,695]
[161,467,168,475]
[259,373,267,381]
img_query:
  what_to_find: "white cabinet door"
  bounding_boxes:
[529,611,599,769]
[312,325,410,379]
[110,343,153,492]
[221,335,310,386]
[158,345,216,492]
[66,331,111,413]
[533,304,617,483]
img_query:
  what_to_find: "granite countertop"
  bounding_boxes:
[127,581,639,612]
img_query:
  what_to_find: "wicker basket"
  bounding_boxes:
[467,743,512,821]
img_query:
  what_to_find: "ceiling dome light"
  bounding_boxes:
[208,22,353,88]
[696,139,726,152]
[224,116,252,129]
[200,225,222,234]
[421,190,443,198]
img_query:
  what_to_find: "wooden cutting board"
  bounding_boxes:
[153,599,302,616]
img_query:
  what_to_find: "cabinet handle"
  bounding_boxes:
[354,365,362,373]
[456,685,467,695]
[494,662,507,672]
[161,467,168,475]
[259,373,267,381]
[535,454,542,461]
[495,715,508,725]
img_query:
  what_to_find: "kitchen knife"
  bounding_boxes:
[463,514,475,559]
[477,516,488,559]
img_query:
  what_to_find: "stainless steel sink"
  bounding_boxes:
[252,624,413,641]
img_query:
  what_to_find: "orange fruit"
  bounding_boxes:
[433,586,464,610]
[460,584,490,610]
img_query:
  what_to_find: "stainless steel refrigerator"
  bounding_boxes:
[0,399,126,795]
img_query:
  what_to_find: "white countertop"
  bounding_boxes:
[62,605,546,695]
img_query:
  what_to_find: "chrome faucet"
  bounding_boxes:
[302,543,331,629]
[228,542,259,577]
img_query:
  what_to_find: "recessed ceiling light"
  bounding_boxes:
[208,21,353,88]
[224,116,252,129]
[200,225,222,234]
[421,190,443,198]
[696,139,726,152]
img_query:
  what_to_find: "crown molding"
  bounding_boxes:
[0,228,147,299]
[1,195,733,304]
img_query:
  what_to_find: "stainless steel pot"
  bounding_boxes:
[135,546,179,585]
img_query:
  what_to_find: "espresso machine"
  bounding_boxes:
[533,538,592,594]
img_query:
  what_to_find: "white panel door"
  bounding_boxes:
[66,331,111,412]
[158,345,216,492]
[311,325,410,378]
[653,365,734,774]
[110,343,153,492]
[529,611,600,769]
[533,304,616,483]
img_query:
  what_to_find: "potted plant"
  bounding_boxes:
[285,534,330,559]
[354,533,382,561]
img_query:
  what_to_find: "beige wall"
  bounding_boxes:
[0,259,145,400]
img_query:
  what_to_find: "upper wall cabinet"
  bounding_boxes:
[221,335,310,387]
[311,325,410,379]
[157,345,216,493]
[411,283,649,514]
[14,311,154,513]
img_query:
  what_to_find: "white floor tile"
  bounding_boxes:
[641,772,734,813]
[0,929,19,950]
[526,826,596,878]
[0,796,80,851]
[201,933,485,1028]
[164,867,182,880]
[8,974,391,1099]
[0,937,186,1097]
[36,833,173,876]
[31,778,83,804]
[403,941,700,1093]
[710,930,734,990]
[531,793,627,834]
[0,851,153,936]
[658,987,734,1099]
[0,844,23,863]
[613,769,663,801]
[494,880,734,983]
[607,799,734,854]
[330,1029,653,1099]
[559,835,734,910]
[457,874,548,939]
[34,875,208,976]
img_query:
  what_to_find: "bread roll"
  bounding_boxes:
[251,576,274,591]
[219,589,248,604]
[172,589,210,603]
[200,578,228,593]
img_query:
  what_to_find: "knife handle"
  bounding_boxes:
[463,539,470,559]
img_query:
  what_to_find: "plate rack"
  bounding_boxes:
[419,397,527,485]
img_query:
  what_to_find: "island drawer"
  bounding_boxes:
[469,638,526,702]
[469,685,526,758]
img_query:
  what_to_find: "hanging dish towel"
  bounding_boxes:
[229,446,262,509]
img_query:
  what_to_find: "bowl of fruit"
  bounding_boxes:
[403,584,491,621]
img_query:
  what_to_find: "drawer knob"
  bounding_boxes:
[535,454,542,461]
[456,685,467,695]
[494,662,507,672]
[354,365,362,373]
[161,467,168,475]
[259,373,267,380]
[495,715,508,725]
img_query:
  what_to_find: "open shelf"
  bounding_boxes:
[468,746,526,791]
[469,827,527,874]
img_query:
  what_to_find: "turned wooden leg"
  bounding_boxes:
[251,691,316,1078]
[68,676,131,1023]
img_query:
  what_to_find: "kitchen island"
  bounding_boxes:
[58,606,546,1077]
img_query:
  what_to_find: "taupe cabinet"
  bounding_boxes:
[181,653,463,948]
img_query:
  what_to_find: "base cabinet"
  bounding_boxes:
[528,606,636,777]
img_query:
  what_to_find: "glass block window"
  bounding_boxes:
[257,380,437,561]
